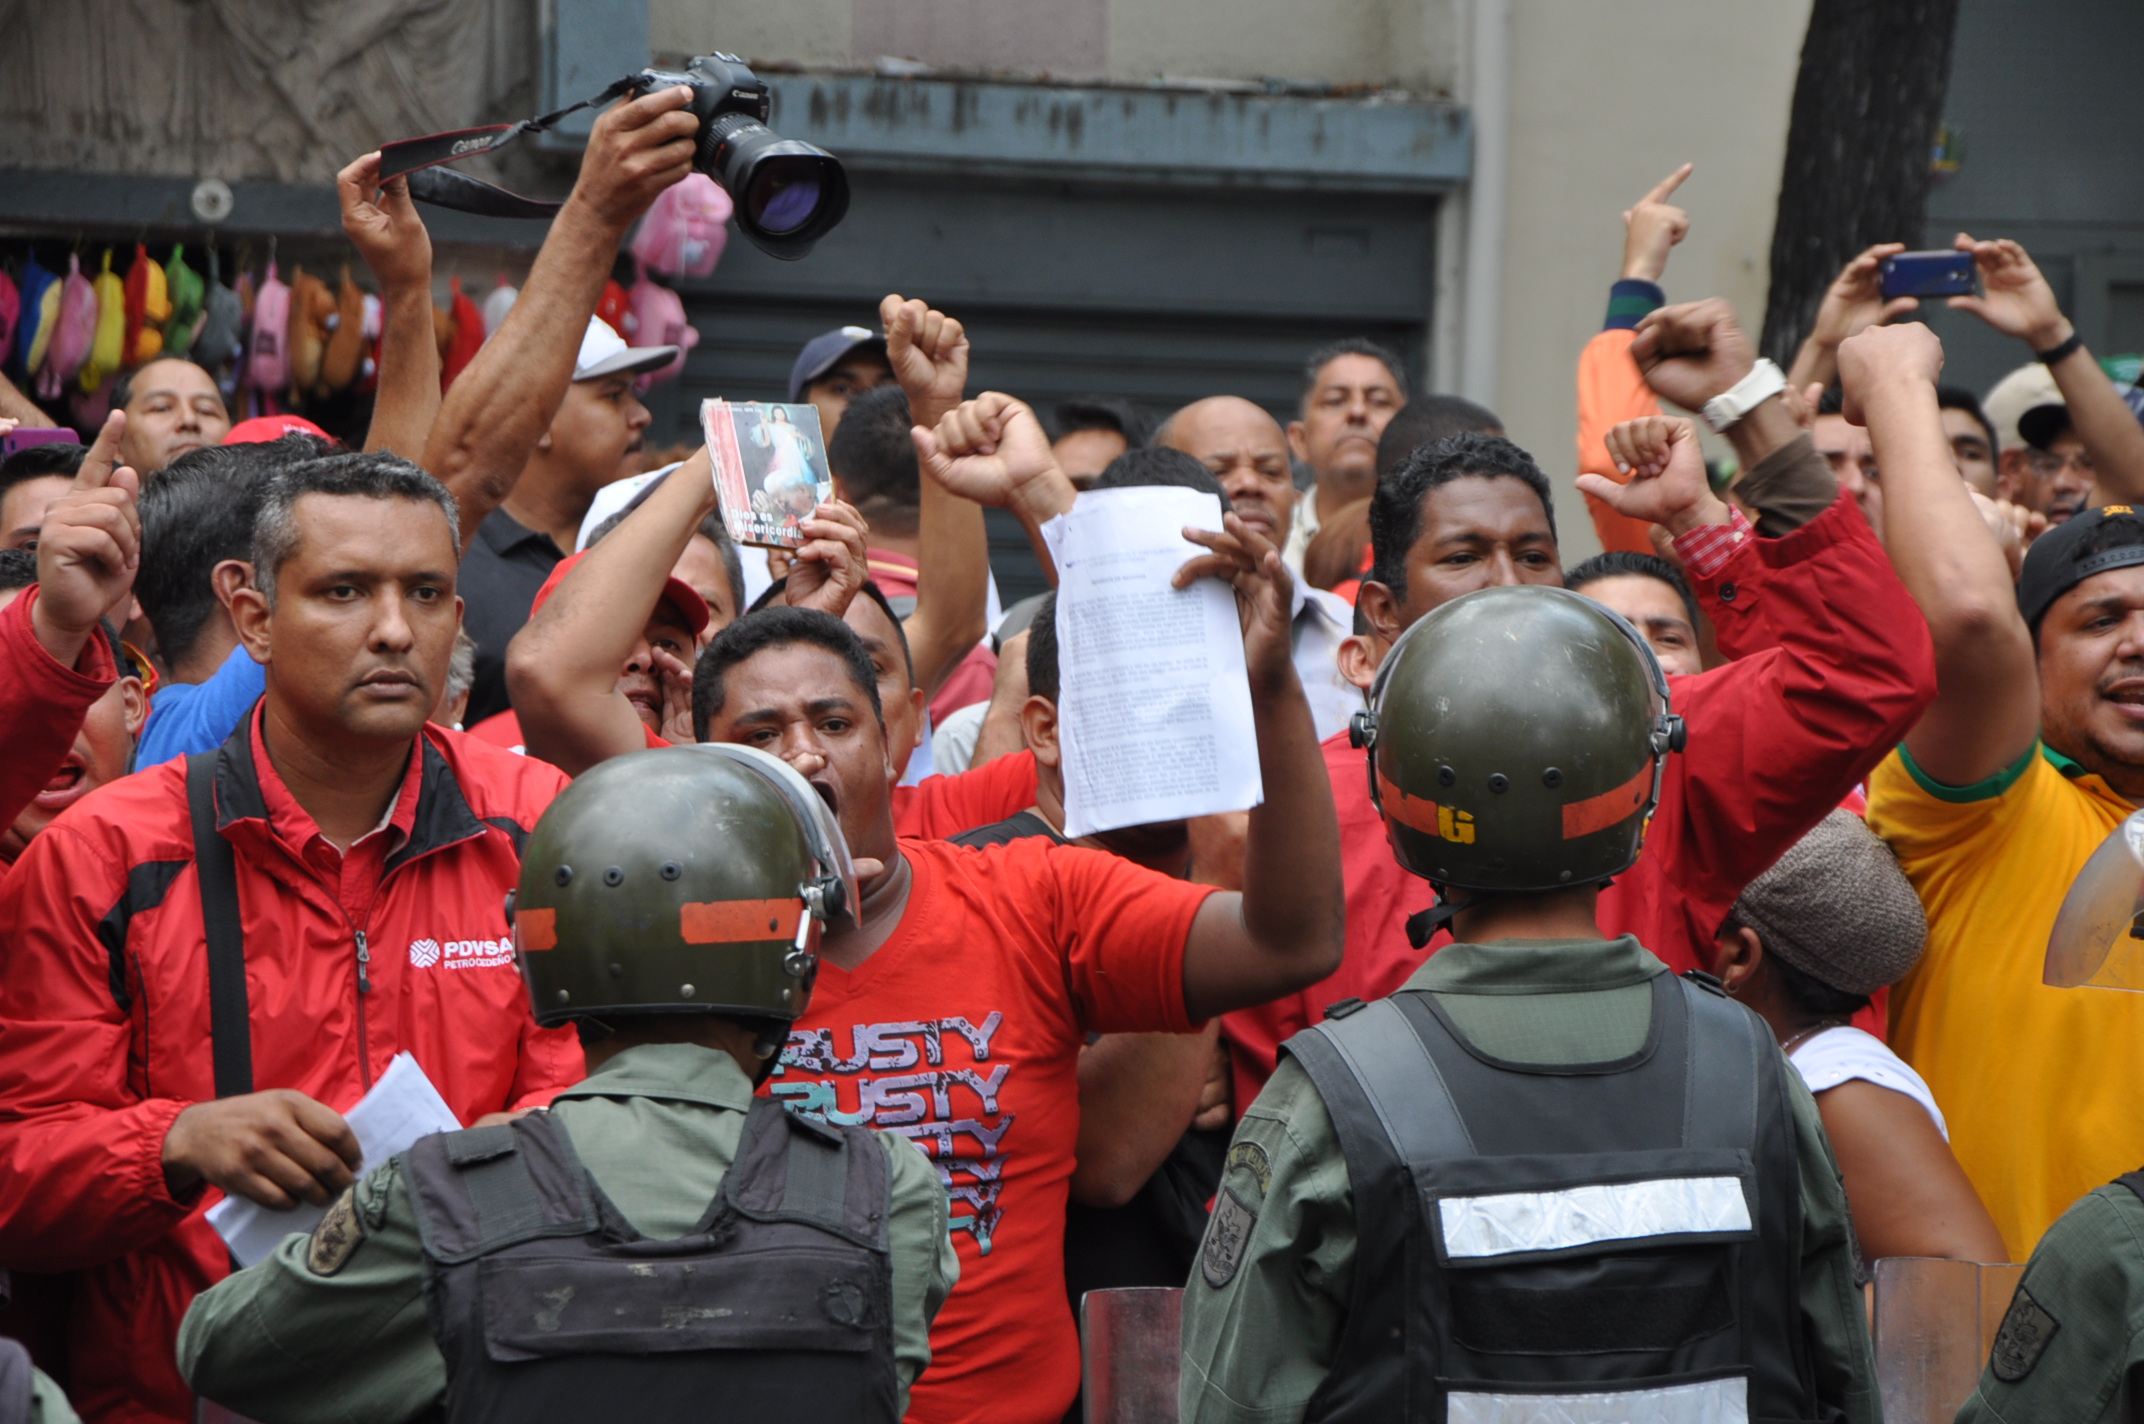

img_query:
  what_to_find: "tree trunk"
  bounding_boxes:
[1759,0,1964,367]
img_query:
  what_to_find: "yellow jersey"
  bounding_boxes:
[1869,742,2144,1259]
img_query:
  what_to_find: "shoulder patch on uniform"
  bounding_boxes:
[1225,1140,1272,1199]
[307,1186,367,1276]
[1989,1285,2059,1381]
[1201,1185,1258,1289]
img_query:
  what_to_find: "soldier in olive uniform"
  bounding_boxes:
[1954,1173,2144,1424]
[1180,586,1880,1424]
[178,745,956,1424]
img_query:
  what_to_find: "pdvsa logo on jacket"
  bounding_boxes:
[409,936,513,970]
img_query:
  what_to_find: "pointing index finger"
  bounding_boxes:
[76,411,127,491]
[1642,163,1693,205]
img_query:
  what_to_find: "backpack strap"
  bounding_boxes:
[727,1099,890,1250]
[187,752,252,1099]
[405,1114,598,1264]
[1288,995,1476,1166]
[780,1119,851,1228]
[448,1125,553,1245]
[1678,972,1763,1152]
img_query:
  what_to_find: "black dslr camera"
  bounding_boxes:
[629,54,850,261]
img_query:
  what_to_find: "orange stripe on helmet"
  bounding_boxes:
[1375,768,1444,835]
[680,898,803,944]
[517,907,558,952]
[1562,765,1651,839]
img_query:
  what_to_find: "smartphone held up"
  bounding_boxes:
[1879,250,1977,302]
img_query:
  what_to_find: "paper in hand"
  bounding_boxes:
[702,398,834,549]
[206,1052,462,1267]
[1045,486,1264,840]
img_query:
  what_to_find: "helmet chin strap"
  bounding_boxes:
[1408,874,1619,948]
[1406,889,1478,948]
[749,1026,787,1086]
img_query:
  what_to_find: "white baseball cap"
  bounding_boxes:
[1981,361,2064,454]
[574,316,678,382]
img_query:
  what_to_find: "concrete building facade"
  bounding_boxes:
[7,0,2141,563]
[634,0,1812,559]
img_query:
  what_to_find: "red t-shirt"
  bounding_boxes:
[768,836,1215,1424]
[892,749,1038,839]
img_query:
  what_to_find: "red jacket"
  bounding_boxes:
[0,585,117,847]
[0,712,584,1424]
[1221,493,1938,1110]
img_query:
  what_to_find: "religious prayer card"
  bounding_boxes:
[1044,486,1263,839]
[701,398,834,550]
[207,1052,461,1267]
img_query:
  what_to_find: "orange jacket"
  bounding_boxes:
[1576,325,1666,554]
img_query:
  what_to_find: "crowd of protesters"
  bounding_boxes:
[3,78,2144,1424]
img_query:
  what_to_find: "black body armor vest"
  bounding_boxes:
[403,1098,897,1424]
[1284,973,1821,1424]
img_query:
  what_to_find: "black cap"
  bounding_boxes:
[2017,401,2074,451]
[2018,505,2144,628]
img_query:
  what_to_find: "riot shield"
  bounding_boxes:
[1872,1257,2024,1424]
[1081,1286,1182,1424]
[2044,809,2144,990]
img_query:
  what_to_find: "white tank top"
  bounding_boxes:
[1789,1026,1949,1140]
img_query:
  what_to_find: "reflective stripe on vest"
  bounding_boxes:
[1448,1375,1746,1424]
[1438,1174,1751,1260]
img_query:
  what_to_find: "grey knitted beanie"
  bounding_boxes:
[1726,810,1927,996]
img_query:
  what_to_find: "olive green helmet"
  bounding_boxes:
[512,744,859,1028]
[1354,585,1685,892]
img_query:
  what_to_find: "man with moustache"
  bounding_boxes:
[1279,340,1409,578]
[1158,396,1356,738]
[1854,317,2144,1259]
[423,83,702,724]
[686,393,1347,1421]
[111,357,232,476]
[0,452,584,1423]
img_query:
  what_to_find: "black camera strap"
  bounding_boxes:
[186,752,253,1099]
[377,76,640,220]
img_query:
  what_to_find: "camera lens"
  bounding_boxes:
[747,157,825,235]
[701,113,850,260]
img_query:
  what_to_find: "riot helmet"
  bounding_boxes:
[512,743,859,1030]
[1354,584,1685,892]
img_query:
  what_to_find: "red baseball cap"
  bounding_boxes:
[225,414,331,444]
[529,550,710,637]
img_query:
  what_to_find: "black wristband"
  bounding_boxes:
[2036,332,2085,365]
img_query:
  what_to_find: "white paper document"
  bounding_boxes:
[1044,486,1263,839]
[206,1052,462,1267]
